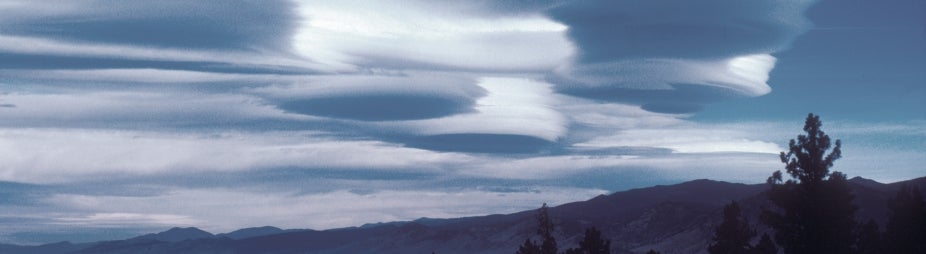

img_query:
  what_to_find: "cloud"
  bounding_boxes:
[252,75,567,153]
[0,128,466,183]
[555,99,685,144]
[0,91,292,128]
[0,0,297,51]
[255,74,485,121]
[574,125,784,154]
[553,54,777,97]
[50,213,200,228]
[2,69,283,84]
[0,35,325,74]
[403,134,555,154]
[0,0,332,76]
[545,0,816,113]
[452,150,781,183]
[547,0,815,61]
[292,0,572,72]
[373,77,568,153]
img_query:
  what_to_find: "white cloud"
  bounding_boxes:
[828,120,926,136]
[0,34,329,72]
[554,54,777,97]
[0,0,85,22]
[51,213,201,228]
[457,152,781,183]
[380,77,567,140]
[1,69,297,84]
[0,128,467,183]
[459,155,642,180]
[0,91,293,125]
[292,0,571,71]
[575,127,783,154]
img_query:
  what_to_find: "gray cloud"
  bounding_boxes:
[0,0,298,51]
[257,75,486,121]
[547,0,814,62]
[546,0,816,113]
[403,134,555,154]
[0,0,319,75]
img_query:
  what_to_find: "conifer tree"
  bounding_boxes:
[708,201,755,254]
[536,203,558,254]
[578,227,610,254]
[516,203,558,254]
[751,233,777,254]
[516,238,541,254]
[855,219,882,254]
[707,201,778,254]
[884,185,926,253]
[564,227,611,254]
[762,113,858,254]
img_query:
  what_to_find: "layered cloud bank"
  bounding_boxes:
[547,0,815,113]
[1,0,922,245]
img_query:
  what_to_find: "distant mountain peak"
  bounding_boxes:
[850,176,879,183]
[217,226,286,240]
[134,227,214,242]
[679,178,743,186]
[848,176,889,191]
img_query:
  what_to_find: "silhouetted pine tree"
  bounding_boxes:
[762,113,858,254]
[645,249,661,254]
[563,247,580,254]
[854,219,882,254]
[708,201,756,254]
[751,233,777,254]
[563,227,611,254]
[516,203,558,254]
[516,238,541,254]
[536,203,558,254]
[884,185,926,253]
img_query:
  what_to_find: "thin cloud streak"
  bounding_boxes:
[0,129,466,183]
[0,35,326,73]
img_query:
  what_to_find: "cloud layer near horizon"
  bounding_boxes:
[1,0,923,245]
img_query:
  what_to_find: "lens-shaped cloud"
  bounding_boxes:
[254,75,485,121]
[0,0,321,74]
[553,54,777,113]
[292,0,572,72]
[0,0,297,51]
[546,0,816,113]
[376,77,567,153]
[547,0,815,61]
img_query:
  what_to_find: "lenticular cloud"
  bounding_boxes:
[545,0,816,113]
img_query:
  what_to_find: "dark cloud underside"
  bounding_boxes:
[559,83,743,114]
[1,0,298,51]
[547,0,810,62]
[278,95,476,121]
[404,134,554,153]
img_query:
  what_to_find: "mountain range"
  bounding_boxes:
[2,176,923,254]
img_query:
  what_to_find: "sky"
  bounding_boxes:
[0,0,924,245]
